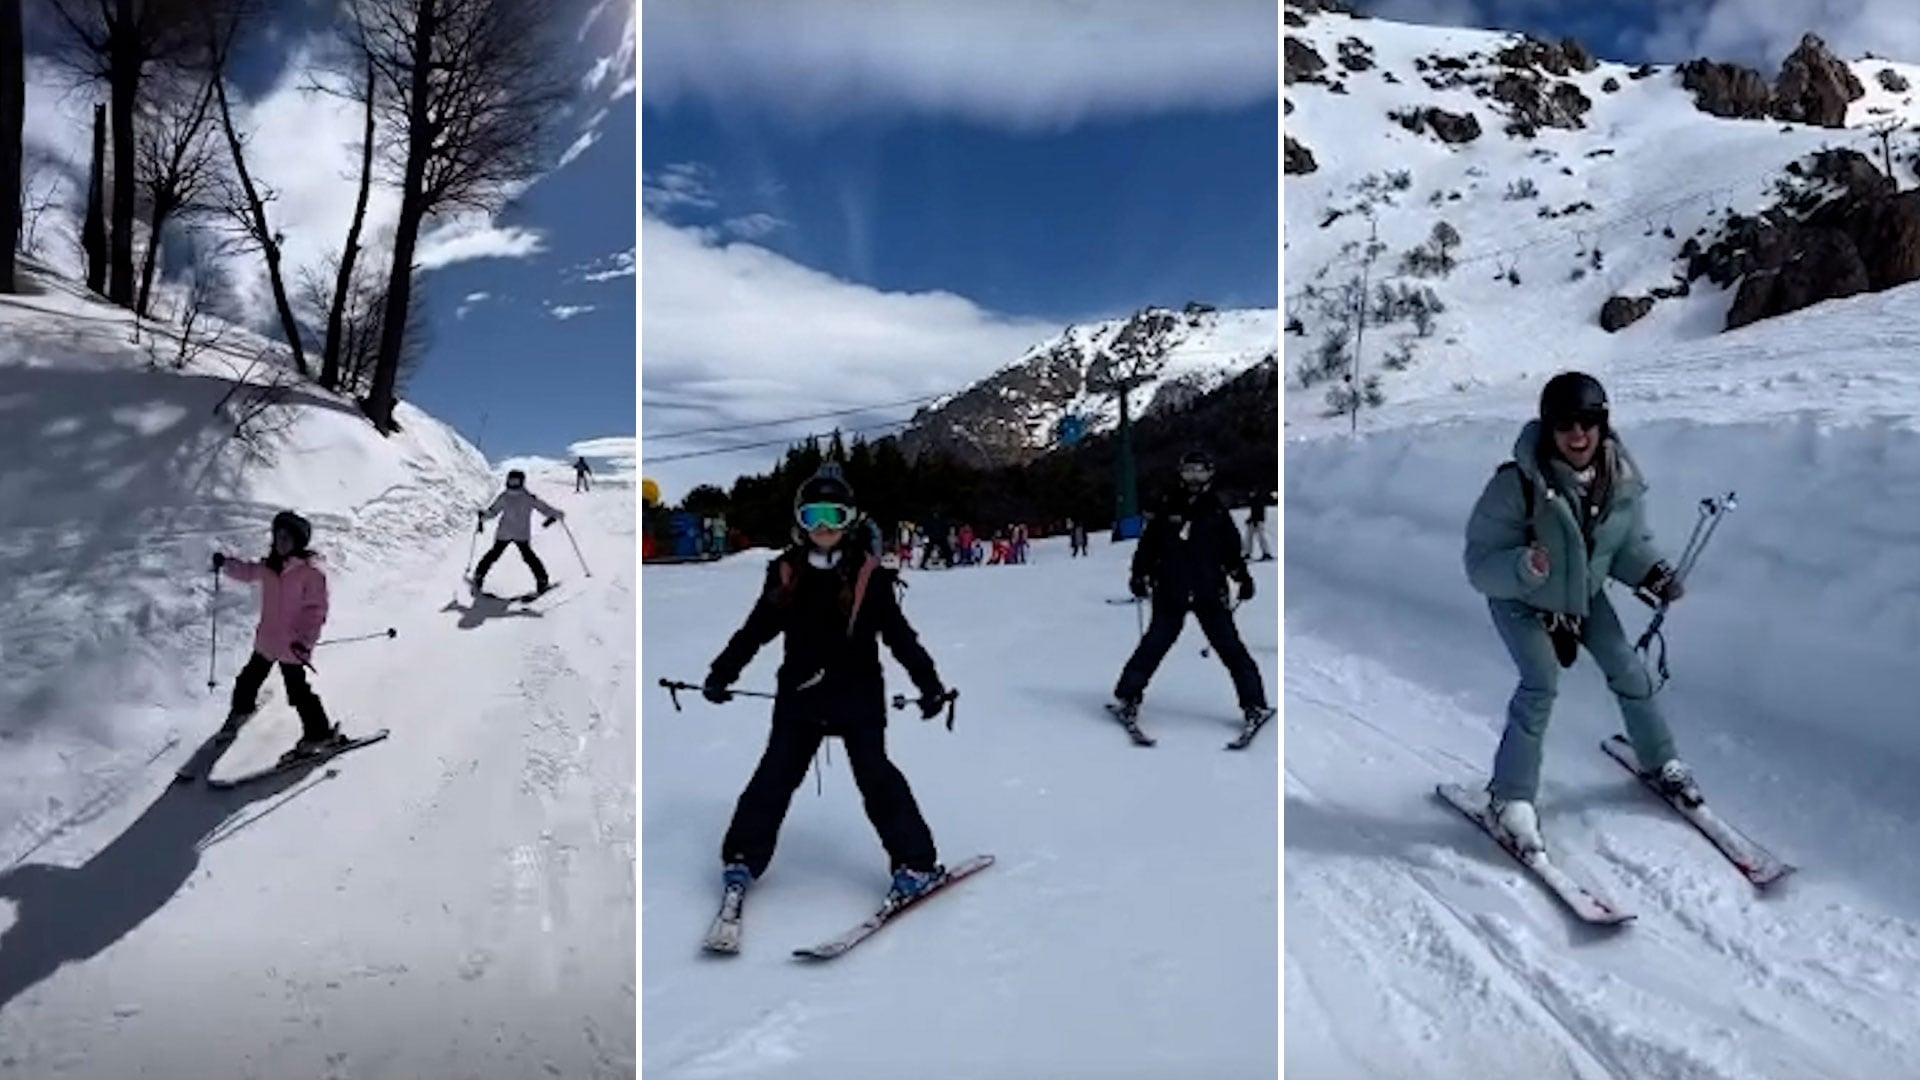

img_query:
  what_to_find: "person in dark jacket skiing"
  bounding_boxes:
[212,510,345,764]
[573,456,592,492]
[703,463,954,907]
[1463,371,1694,856]
[1112,450,1271,727]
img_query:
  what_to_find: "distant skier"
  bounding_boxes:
[702,463,954,907]
[212,511,344,763]
[473,468,564,597]
[1112,449,1270,727]
[1068,518,1089,557]
[1464,371,1694,856]
[1244,489,1273,561]
[574,456,592,492]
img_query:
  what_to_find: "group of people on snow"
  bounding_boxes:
[696,450,1274,908]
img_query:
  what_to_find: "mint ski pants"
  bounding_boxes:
[1486,592,1676,803]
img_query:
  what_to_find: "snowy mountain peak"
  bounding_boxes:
[1284,3,1920,432]
[898,304,1277,468]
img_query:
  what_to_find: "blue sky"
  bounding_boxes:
[20,0,636,468]
[1360,0,1920,72]
[639,0,1279,502]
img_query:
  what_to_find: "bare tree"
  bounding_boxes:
[40,0,209,307]
[1,0,22,293]
[200,2,306,375]
[134,70,217,316]
[82,101,105,292]
[310,49,378,391]
[301,248,428,401]
[145,242,232,369]
[350,0,569,432]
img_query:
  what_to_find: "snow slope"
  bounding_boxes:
[641,532,1278,1079]
[1284,7,1920,426]
[1285,275,1920,1075]
[0,266,636,1077]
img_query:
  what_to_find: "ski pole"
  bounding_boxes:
[890,688,960,731]
[207,564,220,689]
[658,678,776,710]
[1634,491,1736,691]
[317,627,398,648]
[561,519,592,577]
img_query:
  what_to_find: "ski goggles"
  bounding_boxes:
[796,502,856,530]
[1179,463,1213,484]
[1549,408,1607,433]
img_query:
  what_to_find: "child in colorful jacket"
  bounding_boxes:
[214,510,343,763]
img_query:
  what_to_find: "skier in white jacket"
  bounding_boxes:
[473,468,564,596]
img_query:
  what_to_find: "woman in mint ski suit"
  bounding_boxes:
[1462,372,1694,853]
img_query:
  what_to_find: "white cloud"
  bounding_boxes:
[638,214,1056,496]
[548,302,597,320]
[722,212,788,240]
[558,128,601,168]
[642,162,718,212]
[1632,0,1920,67]
[456,291,493,319]
[577,246,636,282]
[415,220,547,268]
[641,0,1276,130]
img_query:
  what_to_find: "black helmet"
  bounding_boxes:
[271,510,312,551]
[1539,372,1608,432]
[1177,448,1215,489]
[793,463,859,531]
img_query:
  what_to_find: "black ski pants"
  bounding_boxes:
[474,539,548,589]
[1115,593,1267,710]
[722,706,937,879]
[231,652,332,740]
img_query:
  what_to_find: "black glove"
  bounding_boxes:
[1236,575,1255,602]
[543,518,556,528]
[1642,562,1685,604]
[211,552,226,571]
[916,686,949,720]
[1129,576,1150,600]
[702,676,734,704]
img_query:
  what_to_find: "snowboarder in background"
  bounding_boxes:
[1112,449,1270,727]
[702,463,954,907]
[1463,371,1694,856]
[574,456,592,492]
[1244,489,1273,561]
[473,468,564,597]
[213,510,344,763]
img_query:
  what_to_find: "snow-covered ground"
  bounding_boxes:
[641,532,1278,1079]
[0,265,636,1077]
[1286,277,1920,1076]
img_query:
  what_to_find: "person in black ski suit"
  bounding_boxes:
[1113,450,1270,724]
[573,456,592,492]
[704,464,954,905]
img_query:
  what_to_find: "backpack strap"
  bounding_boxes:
[846,554,879,636]
[1497,460,1536,543]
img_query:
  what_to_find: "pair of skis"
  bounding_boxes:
[175,723,388,788]
[703,854,995,962]
[469,578,563,604]
[1438,734,1794,926]
[1104,702,1273,750]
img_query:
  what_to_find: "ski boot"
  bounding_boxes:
[887,865,944,906]
[214,709,255,744]
[279,724,348,766]
[1487,796,1546,856]
[1651,758,1703,808]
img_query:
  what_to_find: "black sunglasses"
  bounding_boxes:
[1551,409,1606,433]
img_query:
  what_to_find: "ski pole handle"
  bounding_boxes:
[658,678,777,711]
[891,689,960,731]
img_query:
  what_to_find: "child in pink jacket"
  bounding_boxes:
[214,510,342,762]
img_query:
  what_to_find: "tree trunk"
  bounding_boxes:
[135,194,175,317]
[366,0,438,435]
[212,71,307,375]
[322,53,376,391]
[83,104,107,294]
[0,0,22,294]
[107,0,136,306]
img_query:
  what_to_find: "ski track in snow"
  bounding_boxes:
[0,410,637,1078]
[642,535,1279,1080]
